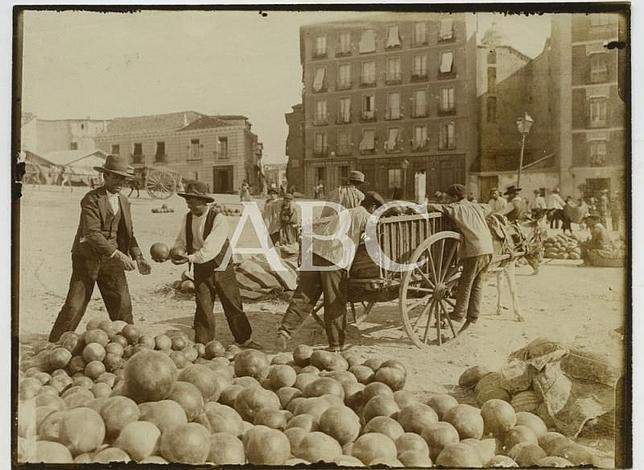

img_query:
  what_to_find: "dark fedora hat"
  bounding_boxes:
[94,154,134,179]
[177,180,215,202]
[504,185,522,195]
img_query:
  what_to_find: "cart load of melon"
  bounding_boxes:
[18,326,615,467]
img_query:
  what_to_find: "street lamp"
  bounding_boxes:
[401,159,409,199]
[515,112,534,188]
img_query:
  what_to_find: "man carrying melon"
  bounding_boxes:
[49,155,152,342]
[169,181,262,349]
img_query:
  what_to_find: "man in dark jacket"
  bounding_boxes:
[49,155,151,342]
[170,181,261,348]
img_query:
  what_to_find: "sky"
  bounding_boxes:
[20,9,551,164]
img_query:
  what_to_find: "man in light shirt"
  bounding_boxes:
[277,191,385,352]
[487,188,507,214]
[547,188,566,229]
[320,170,366,217]
[171,181,260,348]
[49,155,151,342]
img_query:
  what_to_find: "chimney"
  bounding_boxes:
[183,112,188,126]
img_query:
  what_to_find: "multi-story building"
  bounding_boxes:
[551,12,626,197]
[21,114,110,155]
[297,13,478,199]
[95,111,263,194]
[285,104,305,191]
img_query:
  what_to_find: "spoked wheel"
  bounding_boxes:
[400,231,463,348]
[146,169,176,200]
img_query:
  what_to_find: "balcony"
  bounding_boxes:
[384,140,403,153]
[337,81,352,91]
[359,146,377,156]
[360,110,376,122]
[312,50,327,59]
[411,139,431,152]
[411,108,428,118]
[153,154,168,164]
[336,114,352,125]
[438,106,456,116]
[385,75,403,85]
[313,115,329,126]
[384,110,403,120]
[360,78,376,88]
[438,70,457,80]
[131,154,144,164]
[337,145,353,156]
[411,72,428,82]
[335,49,352,58]
[313,147,329,158]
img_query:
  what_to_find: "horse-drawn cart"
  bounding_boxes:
[130,167,183,200]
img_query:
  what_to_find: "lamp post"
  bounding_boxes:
[401,159,409,199]
[515,113,534,188]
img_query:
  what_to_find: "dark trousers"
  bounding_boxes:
[452,254,492,323]
[193,262,251,345]
[549,209,564,229]
[50,255,132,342]
[280,254,347,349]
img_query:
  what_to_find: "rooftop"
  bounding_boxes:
[99,111,204,136]
[41,149,108,166]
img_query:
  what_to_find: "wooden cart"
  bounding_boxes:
[311,212,466,349]
[130,167,183,200]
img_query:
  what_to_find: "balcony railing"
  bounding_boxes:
[313,115,329,126]
[335,49,352,58]
[411,72,428,82]
[360,110,376,122]
[337,145,353,156]
[411,139,431,152]
[385,74,402,85]
[411,108,428,118]
[337,81,352,90]
[313,147,329,157]
[384,140,403,153]
[131,154,144,164]
[438,106,456,116]
[154,153,167,164]
[360,78,376,88]
[385,110,402,120]
[312,50,327,59]
[336,113,352,124]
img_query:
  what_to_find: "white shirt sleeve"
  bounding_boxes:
[188,214,229,264]
[174,214,188,252]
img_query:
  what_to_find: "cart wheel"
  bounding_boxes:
[399,231,462,348]
[146,169,176,200]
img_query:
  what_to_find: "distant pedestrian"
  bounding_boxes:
[532,189,547,212]
[60,166,73,192]
[501,186,527,222]
[321,171,366,217]
[487,188,507,214]
[547,188,565,229]
[240,181,251,202]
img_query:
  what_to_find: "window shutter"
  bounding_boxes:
[313,68,326,92]
[440,52,454,74]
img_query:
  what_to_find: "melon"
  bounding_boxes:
[477,386,511,405]
[395,432,429,456]
[234,386,280,422]
[178,364,221,401]
[139,400,188,434]
[286,397,307,414]
[140,455,168,463]
[58,407,106,455]
[459,365,492,388]
[504,425,538,451]
[508,442,547,466]
[398,450,432,467]
[397,402,439,434]
[333,454,365,466]
[420,421,460,461]
[553,444,594,466]
[374,367,406,391]
[204,402,244,436]
[294,431,343,463]
[487,454,519,467]
[293,373,319,393]
[539,431,571,455]
[511,390,541,412]
[318,406,361,445]
[48,348,73,370]
[285,427,308,450]
[160,422,210,464]
[38,410,64,441]
[286,413,318,432]
[233,376,262,389]
[515,411,548,437]
[436,443,483,467]
[344,382,365,410]
[293,344,314,366]
[363,358,384,371]
[351,432,397,465]
[294,397,333,421]
[254,409,289,429]
[427,393,459,419]
[349,365,374,384]
[444,404,484,439]
[481,398,517,436]
[277,387,302,408]
[392,390,417,409]
[91,383,111,398]
[123,350,178,403]
[208,432,245,465]
[167,381,204,421]
[265,365,297,390]
[32,440,73,463]
[219,385,244,407]
[310,350,336,370]
[234,349,270,381]
[84,329,109,347]
[114,420,161,462]
[361,382,394,403]
[537,456,575,467]
[300,365,320,374]
[92,447,131,463]
[363,416,405,441]
[305,377,345,400]
[244,425,291,465]
[100,396,140,438]
[461,437,497,463]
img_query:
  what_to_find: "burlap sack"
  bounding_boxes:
[532,363,572,416]
[560,348,621,386]
[509,337,569,371]
[498,359,535,393]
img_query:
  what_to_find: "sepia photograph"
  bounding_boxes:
[11,4,631,467]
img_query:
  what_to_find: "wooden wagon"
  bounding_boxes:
[130,167,183,200]
[311,211,466,349]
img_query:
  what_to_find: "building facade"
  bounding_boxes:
[21,114,110,155]
[95,111,263,194]
[285,104,305,191]
[298,13,478,199]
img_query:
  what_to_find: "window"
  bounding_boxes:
[362,95,376,120]
[337,64,351,89]
[439,18,454,41]
[314,99,328,124]
[487,96,497,123]
[412,55,427,79]
[313,67,327,92]
[361,61,376,85]
[155,141,166,162]
[589,98,607,127]
[70,142,78,150]
[189,139,200,159]
[388,168,402,192]
[340,165,350,180]
[589,140,607,167]
[590,14,610,27]
[314,35,327,57]
[487,67,497,93]
[439,122,455,149]
[385,25,402,49]
[590,53,608,83]
[111,144,120,155]
[315,167,326,185]
[439,52,454,75]
[338,97,351,123]
[359,129,376,152]
[359,29,376,53]
[413,90,427,117]
[338,32,351,55]
[133,143,143,155]
[337,130,352,155]
[440,87,455,112]
[218,137,228,159]
[314,131,328,155]
[386,93,401,120]
[386,57,401,83]
[385,128,400,152]
[414,125,428,149]
[414,22,427,45]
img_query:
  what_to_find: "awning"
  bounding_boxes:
[439,18,454,40]
[386,25,401,48]
[386,128,399,149]
[440,52,454,73]
[313,67,326,92]
[359,29,376,53]
[359,131,375,151]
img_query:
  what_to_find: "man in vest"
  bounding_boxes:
[277,191,385,352]
[171,181,260,348]
[501,185,527,222]
[49,155,151,342]
[321,170,366,217]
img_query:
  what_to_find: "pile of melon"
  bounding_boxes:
[151,204,175,214]
[543,235,582,260]
[18,320,602,466]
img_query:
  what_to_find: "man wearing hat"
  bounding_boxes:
[49,155,151,342]
[427,184,493,333]
[263,188,281,244]
[278,191,385,352]
[547,187,566,229]
[580,213,612,266]
[170,181,261,348]
[487,187,507,214]
[321,170,366,217]
[501,185,527,222]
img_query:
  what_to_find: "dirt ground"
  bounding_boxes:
[17,186,626,457]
